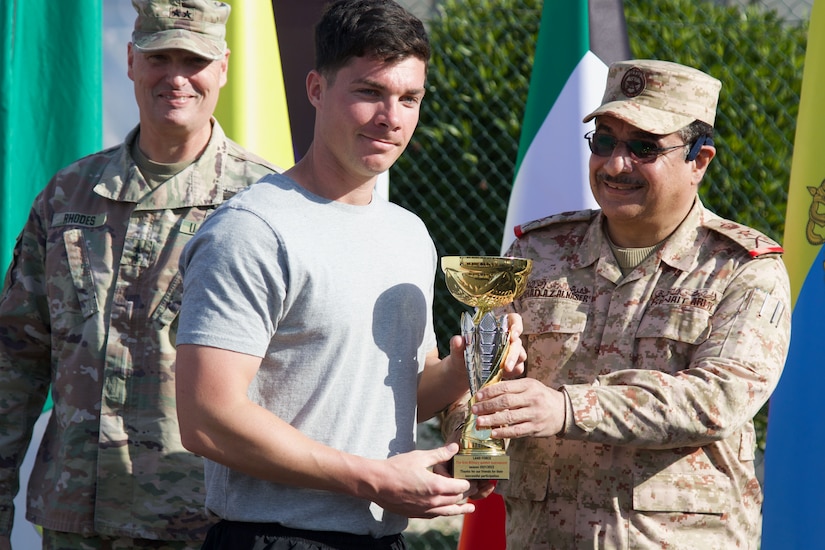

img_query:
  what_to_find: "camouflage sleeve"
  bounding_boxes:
[562,255,791,448]
[0,198,53,534]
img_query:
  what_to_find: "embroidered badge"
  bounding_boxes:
[524,279,592,303]
[651,288,718,312]
[179,220,200,236]
[621,67,646,98]
[169,0,193,20]
[52,212,106,228]
[806,178,825,245]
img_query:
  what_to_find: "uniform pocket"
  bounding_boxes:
[498,458,550,502]
[521,297,588,335]
[635,303,711,373]
[150,270,183,328]
[633,472,731,514]
[52,228,99,332]
[520,298,588,380]
[636,303,711,344]
[630,471,732,548]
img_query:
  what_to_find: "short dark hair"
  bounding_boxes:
[314,0,430,80]
[678,120,714,146]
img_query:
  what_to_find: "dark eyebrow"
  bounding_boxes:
[353,77,424,97]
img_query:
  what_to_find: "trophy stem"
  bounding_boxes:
[471,306,490,325]
[459,392,507,457]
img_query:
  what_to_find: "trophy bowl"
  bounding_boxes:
[441,256,532,314]
[440,256,532,479]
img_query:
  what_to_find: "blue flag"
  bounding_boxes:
[761,1,825,547]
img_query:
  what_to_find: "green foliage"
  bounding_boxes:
[393,0,543,350]
[624,1,807,452]
[624,0,806,243]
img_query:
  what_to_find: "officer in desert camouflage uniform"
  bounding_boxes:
[0,1,277,549]
[447,60,791,549]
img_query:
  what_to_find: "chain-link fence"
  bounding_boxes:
[395,0,812,548]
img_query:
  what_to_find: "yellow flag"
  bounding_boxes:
[215,0,295,168]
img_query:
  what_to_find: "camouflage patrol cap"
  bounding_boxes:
[582,59,721,135]
[131,0,230,61]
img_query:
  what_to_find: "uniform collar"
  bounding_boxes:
[93,119,230,210]
[656,198,708,273]
[576,198,706,275]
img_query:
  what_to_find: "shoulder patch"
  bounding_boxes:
[703,217,783,257]
[514,209,596,238]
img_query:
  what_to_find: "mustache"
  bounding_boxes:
[600,173,645,187]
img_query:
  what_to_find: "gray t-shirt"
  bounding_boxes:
[177,173,438,537]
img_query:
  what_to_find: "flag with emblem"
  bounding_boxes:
[214,0,295,168]
[761,0,825,546]
[465,2,629,548]
[500,0,629,253]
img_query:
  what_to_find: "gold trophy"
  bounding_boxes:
[441,256,532,479]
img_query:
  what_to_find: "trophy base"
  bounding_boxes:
[453,454,510,480]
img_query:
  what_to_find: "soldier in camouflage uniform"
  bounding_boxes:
[448,60,791,549]
[0,1,278,549]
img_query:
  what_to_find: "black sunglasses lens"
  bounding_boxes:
[587,133,663,160]
[590,134,617,156]
[627,140,659,159]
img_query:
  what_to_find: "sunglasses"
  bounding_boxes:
[584,131,687,162]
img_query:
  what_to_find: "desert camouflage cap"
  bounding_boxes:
[582,59,721,135]
[131,0,230,61]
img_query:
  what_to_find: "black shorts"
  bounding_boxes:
[201,520,407,550]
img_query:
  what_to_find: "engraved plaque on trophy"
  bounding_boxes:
[440,256,532,480]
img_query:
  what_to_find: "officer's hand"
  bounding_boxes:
[472,378,565,438]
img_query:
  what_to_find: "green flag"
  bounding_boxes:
[0,2,102,546]
[0,1,103,269]
[500,0,630,253]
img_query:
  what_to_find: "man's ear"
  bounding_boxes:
[127,43,135,82]
[689,137,716,186]
[219,50,230,88]
[306,70,324,107]
[686,136,714,162]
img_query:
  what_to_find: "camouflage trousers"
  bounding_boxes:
[42,529,203,550]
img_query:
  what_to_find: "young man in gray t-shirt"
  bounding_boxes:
[174,1,526,549]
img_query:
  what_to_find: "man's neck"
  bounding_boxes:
[286,148,376,206]
[605,200,696,248]
[136,121,213,164]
